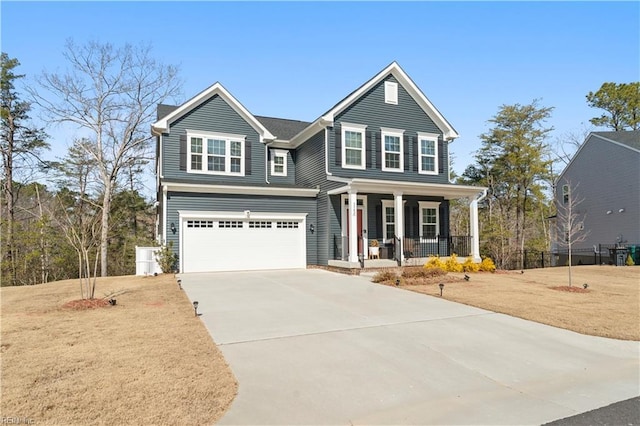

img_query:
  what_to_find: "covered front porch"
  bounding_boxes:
[326,177,487,268]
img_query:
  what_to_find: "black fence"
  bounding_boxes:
[503,244,640,270]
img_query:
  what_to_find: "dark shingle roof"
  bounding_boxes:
[157,104,179,120]
[255,116,311,140]
[593,131,640,150]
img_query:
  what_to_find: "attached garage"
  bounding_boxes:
[180,211,307,273]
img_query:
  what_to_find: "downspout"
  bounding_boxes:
[265,141,272,184]
[324,127,332,176]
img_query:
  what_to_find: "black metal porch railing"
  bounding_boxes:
[402,236,472,259]
[333,235,473,261]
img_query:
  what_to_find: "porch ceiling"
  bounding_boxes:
[326,178,486,200]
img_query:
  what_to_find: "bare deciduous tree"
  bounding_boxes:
[555,180,590,287]
[30,40,181,277]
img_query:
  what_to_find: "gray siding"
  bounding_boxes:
[166,193,318,265]
[556,136,640,249]
[162,95,265,185]
[330,75,451,184]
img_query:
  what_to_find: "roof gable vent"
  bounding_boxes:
[385,81,398,105]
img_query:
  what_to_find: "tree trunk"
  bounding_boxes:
[100,181,112,277]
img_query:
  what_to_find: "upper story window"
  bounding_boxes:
[187,130,245,176]
[384,81,398,105]
[562,184,570,204]
[381,127,404,172]
[417,132,439,175]
[419,201,440,241]
[271,149,287,176]
[341,123,367,170]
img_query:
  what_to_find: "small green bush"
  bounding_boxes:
[626,254,635,266]
[372,269,397,283]
[479,256,497,272]
[155,242,178,274]
[462,257,480,272]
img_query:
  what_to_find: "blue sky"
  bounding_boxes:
[2,1,639,195]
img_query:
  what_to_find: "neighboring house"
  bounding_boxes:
[552,131,640,265]
[152,62,487,273]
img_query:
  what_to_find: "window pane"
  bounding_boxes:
[421,157,434,172]
[191,154,202,170]
[208,156,225,172]
[385,206,394,223]
[385,135,400,153]
[422,208,436,224]
[230,158,241,173]
[230,141,242,157]
[274,156,284,166]
[386,224,395,238]
[385,152,400,169]
[208,139,225,155]
[345,131,362,148]
[345,148,361,166]
[423,224,436,239]
[421,139,435,155]
[191,138,202,153]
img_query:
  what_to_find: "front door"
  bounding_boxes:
[346,208,364,255]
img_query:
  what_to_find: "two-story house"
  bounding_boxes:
[152,62,487,273]
[552,131,640,266]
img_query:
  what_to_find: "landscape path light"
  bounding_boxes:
[439,283,444,297]
[193,301,199,317]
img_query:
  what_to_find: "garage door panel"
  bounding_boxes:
[182,217,305,273]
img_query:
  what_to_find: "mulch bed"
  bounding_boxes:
[62,298,111,310]
[550,286,590,293]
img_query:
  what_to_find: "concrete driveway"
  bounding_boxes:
[180,269,639,425]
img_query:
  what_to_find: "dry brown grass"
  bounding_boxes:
[380,265,640,341]
[1,274,237,425]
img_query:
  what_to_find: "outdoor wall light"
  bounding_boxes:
[309,223,315,234]
[193,301,199,317]
[439,283,444,297]
[170,222,177,234]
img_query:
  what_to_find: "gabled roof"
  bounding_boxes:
[557,130,640,184]
[151,83,276,141]
[286,61,459,147]
[255,116,311,141]
[592,131,640,150]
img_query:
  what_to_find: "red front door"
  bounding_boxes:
[347,208,364,255]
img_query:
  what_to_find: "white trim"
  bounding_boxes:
[178,210,308,220]
[163,182,319,198]
[186,131,245,176]
[327,177,486,199]
[342,123,367,170]
[270,149,288,176]
[340,194,368,247]
[381,127,405,172]
[381,200,395,243]
[162,186,168,245]
[417,132,439,175]
[384,81,398,105]
[151,83,275,141]
[418,201,440,241]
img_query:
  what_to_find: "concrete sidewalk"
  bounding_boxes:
[181,269,639,425]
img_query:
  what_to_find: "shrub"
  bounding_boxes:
[444,253,464,272]
[372,269,397,283]
[424,256,446,270]
[402,266,446,279]
[479,256,497,272]
[626,254,635,266]
[462,256,480,272]
[155,242,178,274]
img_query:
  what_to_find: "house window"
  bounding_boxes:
[271,149,287,176]
[417,132,439,175]
[187,130,245,176]
[382,200,395,242]
[419,201,440,241]
[381,128,404,172]
[341,123,367,170]
[562,185,570,204]
[384,81,398,105]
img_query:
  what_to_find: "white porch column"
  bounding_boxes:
[394,191,404,262]
[348,190,359,263]
[469,196,481,262]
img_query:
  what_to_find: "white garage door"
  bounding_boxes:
[181,217,306,273]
